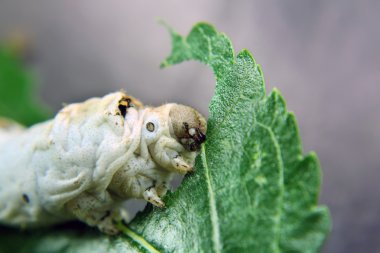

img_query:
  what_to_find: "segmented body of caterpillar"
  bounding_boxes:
[0,92,206,234]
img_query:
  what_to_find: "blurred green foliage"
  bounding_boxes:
[0,45,50,126]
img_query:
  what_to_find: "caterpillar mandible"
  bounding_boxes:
[0,91,207,234]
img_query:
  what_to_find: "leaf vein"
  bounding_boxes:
[256,122,285,253]
[201,144,222,253]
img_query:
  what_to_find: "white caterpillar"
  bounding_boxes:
[0,92,206,234]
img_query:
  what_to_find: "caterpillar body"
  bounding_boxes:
[0,92,207,234]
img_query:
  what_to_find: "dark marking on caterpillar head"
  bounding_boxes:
[182,122,189,131]
[169,105,207,151]
[22,194,30,203]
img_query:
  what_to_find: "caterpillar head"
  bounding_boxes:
[168,104,207,152]
[141,104,206,172]
[142,104,207,152]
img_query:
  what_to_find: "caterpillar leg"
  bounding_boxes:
[65,192,125,235]
[152,136,194,174]
[97,208,129,235]
[143,186,165,207]
[155,182,168,197]
[171,155,193,174]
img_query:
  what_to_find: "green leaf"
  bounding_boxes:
[0,22,331,252]
[0,45,51,126]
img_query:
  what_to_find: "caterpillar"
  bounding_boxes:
[0,91,207,234]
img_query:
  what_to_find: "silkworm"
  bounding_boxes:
[0,91,207,234]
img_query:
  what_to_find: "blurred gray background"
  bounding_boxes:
[0,0,379,252]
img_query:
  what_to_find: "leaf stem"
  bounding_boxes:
[117,222,161,253]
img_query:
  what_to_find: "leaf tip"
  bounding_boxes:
[190,21,218,35]
[237,48,255,62]
[271,87,281,95]
[159,60,169,69]
[306,151,322,178]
